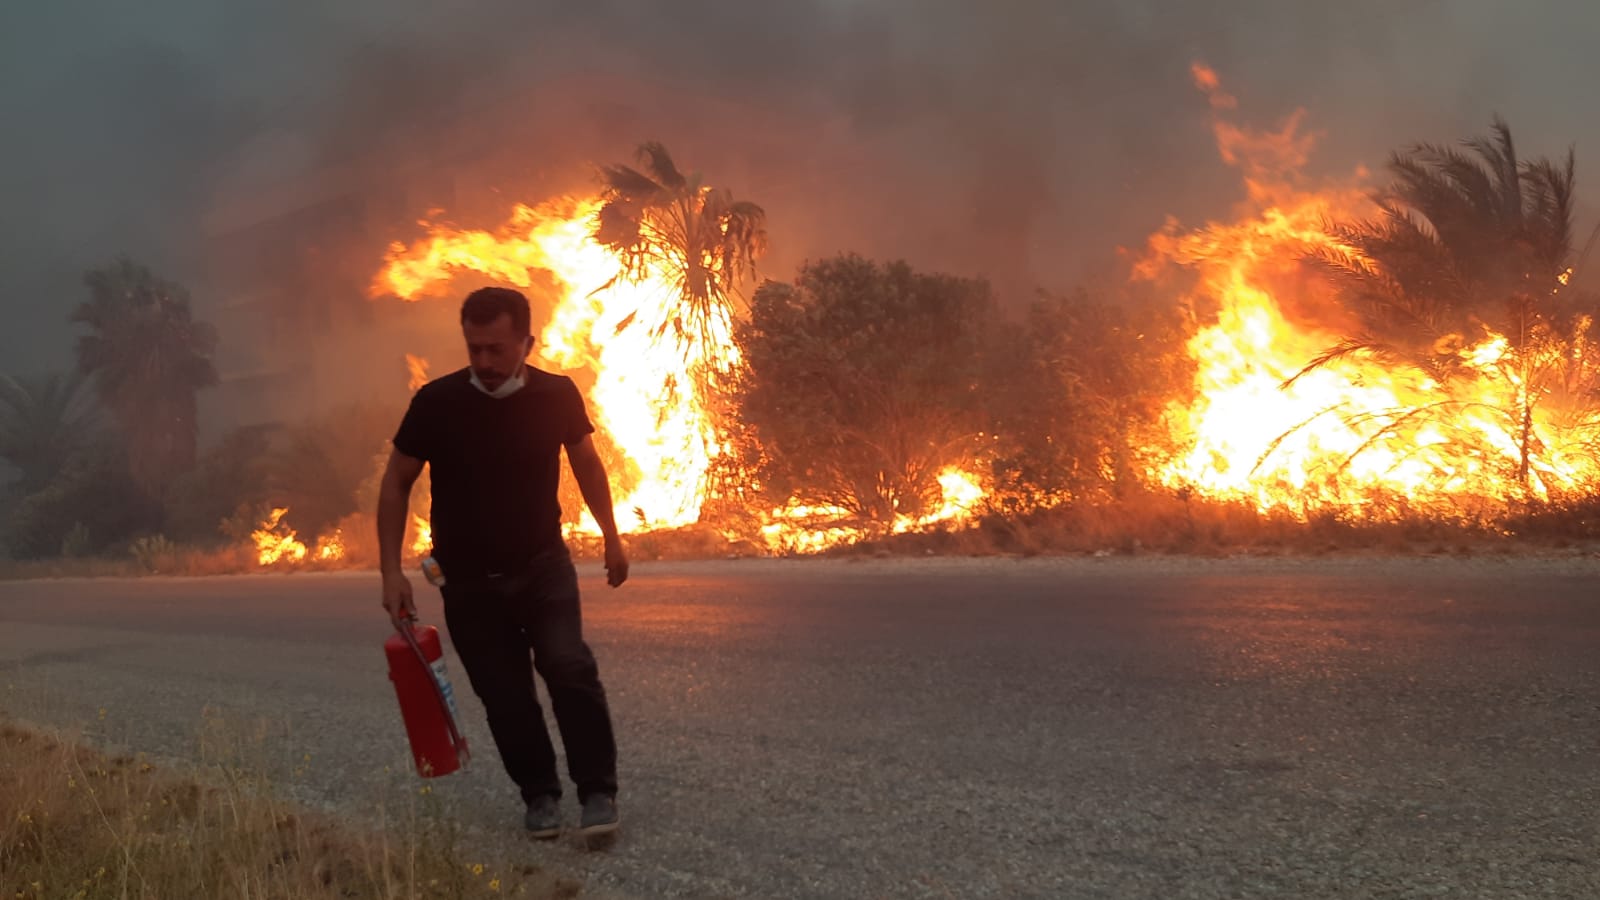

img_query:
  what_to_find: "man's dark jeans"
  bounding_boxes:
[440,546,617,804]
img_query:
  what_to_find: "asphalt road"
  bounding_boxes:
[2,556,1597,899]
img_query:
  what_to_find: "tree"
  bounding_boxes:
[735,255,995,527]
[594,141,767,370]
[1,439,157,559]
[72,258,219,499]
[258,402,402,540]
[0,370,98,495]
[987,289,1194,512]
[162,424,277,544]
[165,403,403,546]
[1303,118,1600,495]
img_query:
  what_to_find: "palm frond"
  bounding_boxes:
[1521,148,1577,272]
[1466,115,1521,224]
[599,164,666,205]
[594,201,643,249]
[1426,145,1499,218]
[0,369,99,489]
[1331,400,1474,482]
[1283,335,1391,386]
[635,142,687,190]
[592,143,767,387]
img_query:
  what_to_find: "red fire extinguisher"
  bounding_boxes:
[386,617,470,777]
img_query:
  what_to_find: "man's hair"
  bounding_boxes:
[460,287,531,335]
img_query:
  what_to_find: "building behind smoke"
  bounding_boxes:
[195,136,485,445]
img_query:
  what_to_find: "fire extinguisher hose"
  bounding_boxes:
[396,616,470,767]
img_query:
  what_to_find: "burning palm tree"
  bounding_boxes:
[72,258,219,499]
[593,142,767,371]
[1298,119,1600,496]
[594,143,769,523]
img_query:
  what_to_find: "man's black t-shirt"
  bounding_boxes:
[393,365,594,580]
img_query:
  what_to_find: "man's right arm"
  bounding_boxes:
[378,448,425,624]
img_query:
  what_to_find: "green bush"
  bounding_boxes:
[256,403,400,540]
[166,403,400,547]
[735,255,996,527]
[130,534,179,573]
[986,288,1193,513]
[59,521,92,558]
[163,425,276,544]
[1,443,157,559]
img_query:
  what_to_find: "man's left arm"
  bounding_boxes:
[565,435,629,587]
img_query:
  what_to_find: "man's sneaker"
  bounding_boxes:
[578,793,619,837]
[523,795,562,839]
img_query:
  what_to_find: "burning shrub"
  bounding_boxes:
[735,255,994,529]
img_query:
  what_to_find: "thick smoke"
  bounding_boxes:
[3,0,1598,408]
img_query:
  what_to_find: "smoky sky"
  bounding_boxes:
[4,0,1600,384]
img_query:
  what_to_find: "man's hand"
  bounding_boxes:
[382,571,417,625]
[604,536,629,588]
[567,435,627,587]
[377,449,424,627]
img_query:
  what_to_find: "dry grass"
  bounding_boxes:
[838,491,1600,560]
[4,492,1599,581]
[0,547,356,581]
[0,718,579,900]
[0,557,146,580]
[567,523,754,561]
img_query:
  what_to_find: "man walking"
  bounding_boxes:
[378,286,628,839]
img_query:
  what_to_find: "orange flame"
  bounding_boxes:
[253,508,307,566]
[314,531,346,562]
[378,197,733,535]
[406,354,431,392]
[1143,65,1600,515]
[411,514,432,557]
[760,466,987,553]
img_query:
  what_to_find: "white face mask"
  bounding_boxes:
[469,339,532,399]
